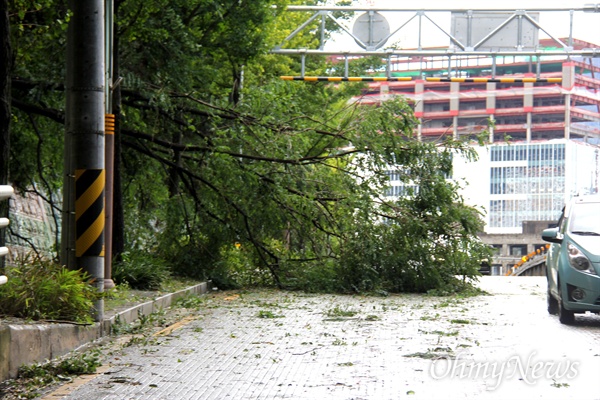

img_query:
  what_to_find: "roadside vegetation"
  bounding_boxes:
[0,259,97,323]
[0,255,201,322]
[0,0,492,325]
[0,351,102,399]
[0,285,207,399]
[1,0,492,390]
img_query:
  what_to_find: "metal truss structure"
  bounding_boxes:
[272,5,600,77]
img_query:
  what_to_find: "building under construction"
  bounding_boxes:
[354,39,600,142]
[273,5,600,275]
[352,39,600,275]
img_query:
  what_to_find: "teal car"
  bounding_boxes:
[541,195,600,324]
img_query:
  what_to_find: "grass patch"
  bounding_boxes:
[0,259,98,323]
[256,310,284,319]
[419,329,459,337]
[110,309,167,335]
[426,281,488,297]
[174,294,206,309]
[325,305,357,318]
[404,347,454,359]
[450,319,471,324]
[337,362,354,366]
[419,313,440,321]
[0,351,102,399]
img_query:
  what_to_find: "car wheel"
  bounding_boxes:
[547,289,558,315]
[557,283,575,325]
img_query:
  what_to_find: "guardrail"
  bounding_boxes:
[506,244,550,276]
[0,185,14,285]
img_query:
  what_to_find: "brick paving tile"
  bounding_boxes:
[46,276,600,400]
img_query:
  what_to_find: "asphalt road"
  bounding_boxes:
[44,276,600,400]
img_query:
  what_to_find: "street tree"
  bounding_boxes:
[3,0,490,293]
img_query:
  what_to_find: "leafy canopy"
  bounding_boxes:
[5,0,490,295]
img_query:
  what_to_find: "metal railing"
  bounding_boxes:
[0,185,14,285]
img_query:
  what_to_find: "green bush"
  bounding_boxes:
[112,250,170,290]
[279,258,341,293]
[212,243,274,289]
[335,206,490,295]
[0,260,97,323]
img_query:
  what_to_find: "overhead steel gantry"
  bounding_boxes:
[272,4,600,79]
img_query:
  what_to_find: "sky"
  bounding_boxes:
[324,0,600,50]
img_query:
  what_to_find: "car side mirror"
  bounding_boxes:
[541,227,563,244]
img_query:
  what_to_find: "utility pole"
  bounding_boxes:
[104,0,116,290]
[63,0,105,321]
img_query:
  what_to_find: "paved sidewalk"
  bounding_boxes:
[46,277,600,400]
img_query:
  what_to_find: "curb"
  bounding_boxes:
[0,281,212,382]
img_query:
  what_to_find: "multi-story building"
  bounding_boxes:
[355,39,600,274]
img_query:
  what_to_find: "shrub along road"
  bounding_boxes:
[44,276,600,400]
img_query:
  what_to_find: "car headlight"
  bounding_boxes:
[567,243,597,275]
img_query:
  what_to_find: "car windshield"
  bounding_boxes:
[569,202,600,235]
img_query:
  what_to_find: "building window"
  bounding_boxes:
[510,244,527,257]
[490,244,503,256]
[385,184,417,197]
[489,143,565,229]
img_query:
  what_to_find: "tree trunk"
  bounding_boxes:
[168,124,182,197]
[229,63,242,106]
[0,0,12,271]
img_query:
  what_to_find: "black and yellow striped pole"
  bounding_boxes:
[425,77,562,83]
[75,169,105,258]
[64,0,105,321]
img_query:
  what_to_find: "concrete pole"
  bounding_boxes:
[524,80,533,142]
[104,114,115,290]
[64,0,105,321]
[104,0,115,290]
[450,82,460,139]
[486,82,496,143]
[414,80,424,141]
[562,62,575,140]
